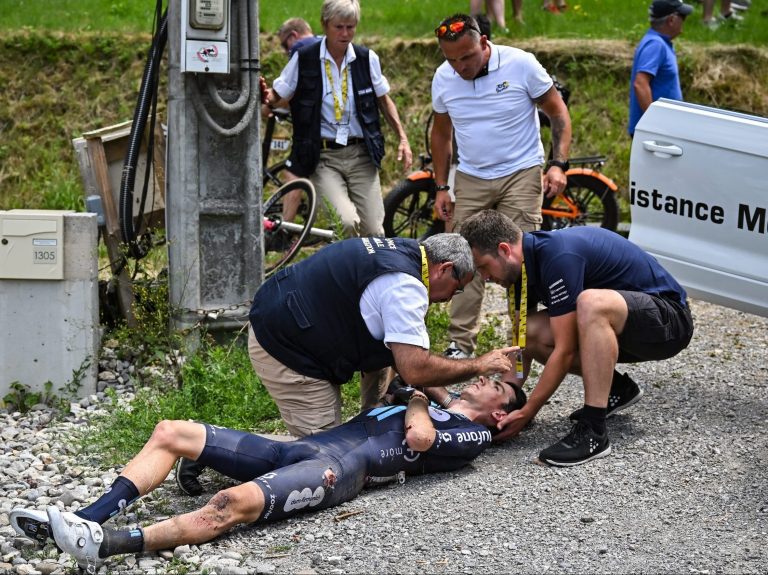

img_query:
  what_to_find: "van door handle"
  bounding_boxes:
[642,140,683,158]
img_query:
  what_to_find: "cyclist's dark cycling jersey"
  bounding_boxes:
[196,405,492,523]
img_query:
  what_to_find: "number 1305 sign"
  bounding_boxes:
[33,239,57,265]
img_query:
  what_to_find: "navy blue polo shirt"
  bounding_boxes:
[521,227,687,316]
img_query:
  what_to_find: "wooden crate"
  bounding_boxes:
[72,121,167,326]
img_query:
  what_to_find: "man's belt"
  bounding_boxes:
[321,138,365,150]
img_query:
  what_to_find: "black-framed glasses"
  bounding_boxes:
[279,32,294,54]
[451,264,466,294]
[435,17,479,40]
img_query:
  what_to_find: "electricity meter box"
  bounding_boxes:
[181,0,231,74]
[0,209,73,280]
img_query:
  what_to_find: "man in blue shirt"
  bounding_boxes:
[628,0,693,136]
[277,17,320,57]
[460,210,694,467]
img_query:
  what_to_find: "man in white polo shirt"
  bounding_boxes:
[431,13,572,360]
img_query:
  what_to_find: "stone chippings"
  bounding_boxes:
[0,296,767,574]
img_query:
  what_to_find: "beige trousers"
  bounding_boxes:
[360,367,395,410]
[248,325,341,438]
[248,326,393,436]
[311,142,384,237]
[448,166,543,353]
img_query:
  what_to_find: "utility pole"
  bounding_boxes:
[166,0,262,336]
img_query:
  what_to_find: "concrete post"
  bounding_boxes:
[166,0,263,335]
[0,213,100,400]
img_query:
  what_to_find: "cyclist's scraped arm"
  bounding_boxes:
[404,390,436,452]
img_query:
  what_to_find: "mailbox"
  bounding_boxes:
[0,209,73,280]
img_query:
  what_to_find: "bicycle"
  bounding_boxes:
[260,108,335,275]
[382,81,620,239]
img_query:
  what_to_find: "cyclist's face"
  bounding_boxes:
[461,376,515,421]
[323,18,357,54]
[471,245,521,288]
[439,34,487,80]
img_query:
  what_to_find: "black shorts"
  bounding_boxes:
[198,425,367,525]
[616,291,694,363]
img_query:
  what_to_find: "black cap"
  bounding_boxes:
[649,0,694,18]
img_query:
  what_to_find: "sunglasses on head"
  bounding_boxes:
[435,18,478,39]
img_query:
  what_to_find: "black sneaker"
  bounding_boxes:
[175,458,206,496]
[569,372,644,422]
[539,420,611,467]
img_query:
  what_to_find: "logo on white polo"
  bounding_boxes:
[284,486,325,512]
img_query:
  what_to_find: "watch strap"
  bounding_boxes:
[546,159,570,172]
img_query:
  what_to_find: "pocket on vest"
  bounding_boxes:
[289,138,319,177]
[293,98,315,125]
[367,133,385,164]
[286,290,313,330]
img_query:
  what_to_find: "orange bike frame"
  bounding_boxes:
[406,169,434,182]
[541,168,619,221]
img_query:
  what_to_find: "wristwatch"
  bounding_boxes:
[435,184,451,192]
[546,159,570,172]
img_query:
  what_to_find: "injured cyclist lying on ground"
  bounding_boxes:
[11,376,525,573]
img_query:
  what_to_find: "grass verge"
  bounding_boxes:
[3,33,767,213]
[3,0,767,45]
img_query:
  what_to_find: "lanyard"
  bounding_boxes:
[419,245,430,293]
[324,57,348,123]
[507,260,527,378]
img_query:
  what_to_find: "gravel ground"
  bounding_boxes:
[0,293,766,574]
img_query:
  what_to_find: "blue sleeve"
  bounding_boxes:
[635,38,665,78]
[539,252,587,316]
[430,424,491,458]
[419,408,492,471]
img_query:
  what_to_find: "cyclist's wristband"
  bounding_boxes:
[435,184,451,192]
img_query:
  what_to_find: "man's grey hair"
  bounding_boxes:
[420,233,475,278]
[650,15,670,28]
[321,0,361,26]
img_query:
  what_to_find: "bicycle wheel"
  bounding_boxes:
[383,178,445,240]
[542,173,619,231]
[263,179,318,275]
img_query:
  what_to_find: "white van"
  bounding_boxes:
[629,98,768,318]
